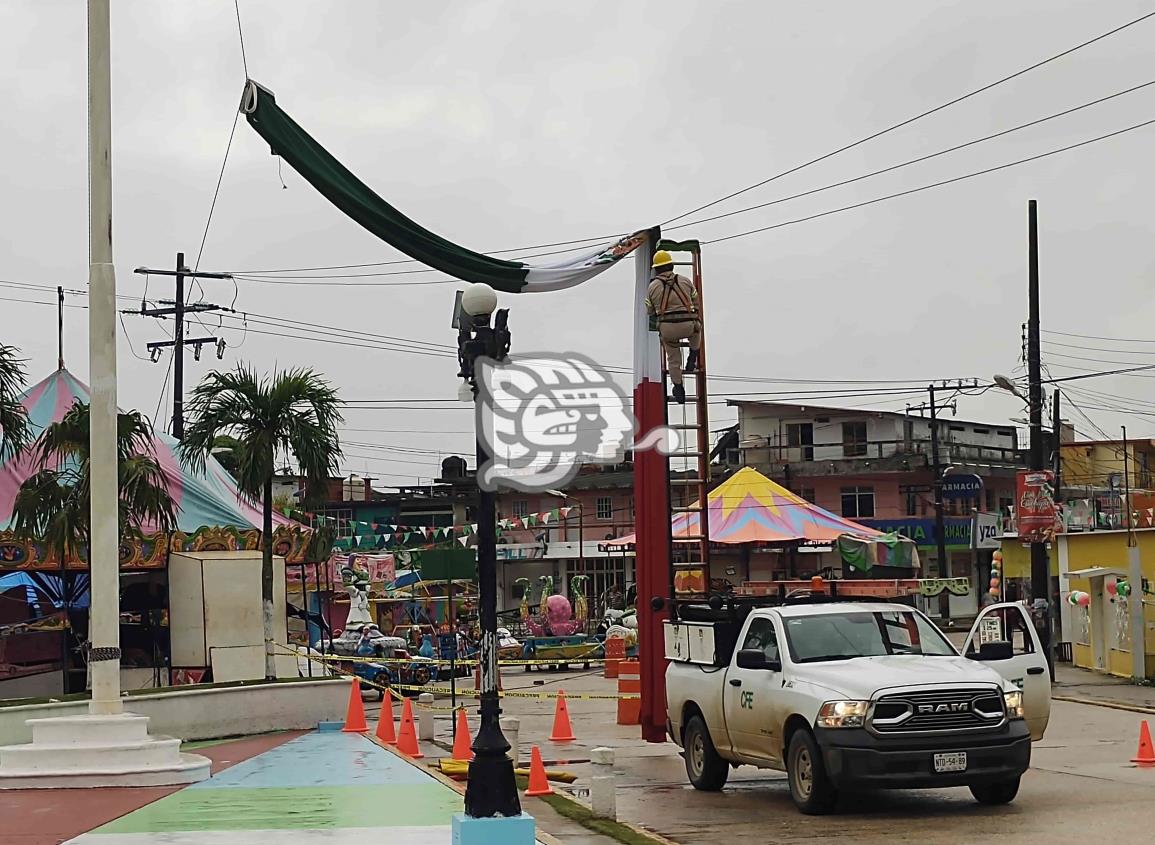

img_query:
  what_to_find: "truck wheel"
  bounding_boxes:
[683,715,728,791]
[787,730,836,815]
[969,777,1020,805]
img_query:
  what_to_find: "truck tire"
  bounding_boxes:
[683,715,729,791]
[787,730,836,815]
[969,777,1020,805]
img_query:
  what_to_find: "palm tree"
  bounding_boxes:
[180,365,343,680]
[11,401,177,564]
[0,343,31,461]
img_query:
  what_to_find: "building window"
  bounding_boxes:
[906,491,918,516]
[798,487,815,503]
[985,488,996,512]
[629,496,635,518]
[786,422,814,461]
[842,421,867,458]
[511,500,528,519]
[317,508,354,537]
[596,496,613,520]
[841,486,875,519]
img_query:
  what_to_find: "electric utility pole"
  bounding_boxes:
[928,385,950,623]
[131,254,231,438]
[1027,199,1054,675]
[909,388,956,623]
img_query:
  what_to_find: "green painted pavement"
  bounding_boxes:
[96,784,463,833]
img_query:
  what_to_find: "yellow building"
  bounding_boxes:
[999,530,1153,679]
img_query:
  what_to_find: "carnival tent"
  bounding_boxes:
[612,467,918,567]
[0,369,308,565]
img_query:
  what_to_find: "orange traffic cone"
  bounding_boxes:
[452,707,474,761]
[375,688,397,745]
[396,697,423,759]
[1132,719,1155,766]
[549,690,575,742]
[524,745,552,796]
[342,677,369,733]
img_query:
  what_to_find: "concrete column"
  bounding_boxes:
[1057,535,1071,644]
[500,716,519,765]
[590,746,616,820]
[418,693,435,741]
[1128,545,1145,679]
[87,0,122,717]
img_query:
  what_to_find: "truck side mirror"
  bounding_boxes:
[736,649,780,672]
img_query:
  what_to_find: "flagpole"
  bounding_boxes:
[87,0,123,716]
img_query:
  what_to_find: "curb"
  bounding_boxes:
[1053,694,1155,716]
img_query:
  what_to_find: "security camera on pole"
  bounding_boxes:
[453,283,534,842]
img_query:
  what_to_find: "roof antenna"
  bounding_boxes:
[57,286,65,370]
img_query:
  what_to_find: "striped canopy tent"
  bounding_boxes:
[0,369,313,569]
[611,467,918,568]
[675,467,886,544]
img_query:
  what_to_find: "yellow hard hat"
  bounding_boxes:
[652,250,674,269]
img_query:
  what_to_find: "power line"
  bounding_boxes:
[1045,328,1155,344]
[703,116,1155,245]
[661,8,1155,226]
[672,77,1155,232]
[233,0,248,79]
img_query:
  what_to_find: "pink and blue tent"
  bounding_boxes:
[0,368,300,537]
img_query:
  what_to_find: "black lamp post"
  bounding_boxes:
[455,282,520,819]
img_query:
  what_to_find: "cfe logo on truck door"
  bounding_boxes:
[740,691,754,710]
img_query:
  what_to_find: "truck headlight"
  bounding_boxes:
[1003,690,1025,720]
[817,700,869,728]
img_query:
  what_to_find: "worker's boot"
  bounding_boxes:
[685,350,699,374]
[672,383,686,404]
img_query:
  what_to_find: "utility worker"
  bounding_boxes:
[645,250,700,404]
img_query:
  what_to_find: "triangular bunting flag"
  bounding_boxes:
[457,536,469,546]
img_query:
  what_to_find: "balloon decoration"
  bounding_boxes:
[1117,579,1132,598]
[989,550,1003,598]
[1106,580,1118,597]
[1067,590,1092,607]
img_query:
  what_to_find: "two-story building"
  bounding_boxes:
[727,400,1027,620]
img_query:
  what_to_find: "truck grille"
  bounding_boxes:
[870,688,1004,734]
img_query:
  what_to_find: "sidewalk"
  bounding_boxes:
[62,730,491,845]
[1053,663,1155,712]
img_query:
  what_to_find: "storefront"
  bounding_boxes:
[1055,530,1154,679]
[862,517,981,620]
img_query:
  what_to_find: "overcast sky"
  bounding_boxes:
[3,1,1155,484]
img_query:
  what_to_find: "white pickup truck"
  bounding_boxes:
[665,596,1050,814]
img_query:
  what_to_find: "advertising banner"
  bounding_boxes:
[1016,470,1057,542]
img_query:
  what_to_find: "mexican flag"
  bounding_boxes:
[241,81,649,293]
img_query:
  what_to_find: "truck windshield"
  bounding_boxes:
[782,610,957,663]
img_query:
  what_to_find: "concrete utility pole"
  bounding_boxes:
[928,384,950,623]
[131,257,230,438]
[1122,426,1145,679]
[86,0,122,716]
[1026,200,1054,676]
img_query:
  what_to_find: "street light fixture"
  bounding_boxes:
[454,283,520,820]
[993,374,1029,403]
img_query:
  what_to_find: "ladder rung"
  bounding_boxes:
[669,423,699,430]
[676,535,707,542]
[672,506,704,514]
[670,478,705,485]
[670,451,704,458]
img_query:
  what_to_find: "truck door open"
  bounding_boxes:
[964,602,1051,740]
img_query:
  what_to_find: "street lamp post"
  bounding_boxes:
[455,283,520,819]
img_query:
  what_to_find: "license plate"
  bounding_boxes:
[934,752,967,773]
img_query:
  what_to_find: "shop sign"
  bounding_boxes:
[942,474,983,500]
[860,518,972,548]
[972,512,1002,549]
[1016,470,1057,542]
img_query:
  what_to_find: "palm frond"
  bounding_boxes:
[0,344,31,461]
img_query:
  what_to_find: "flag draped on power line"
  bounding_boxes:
[240,81,649,292]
